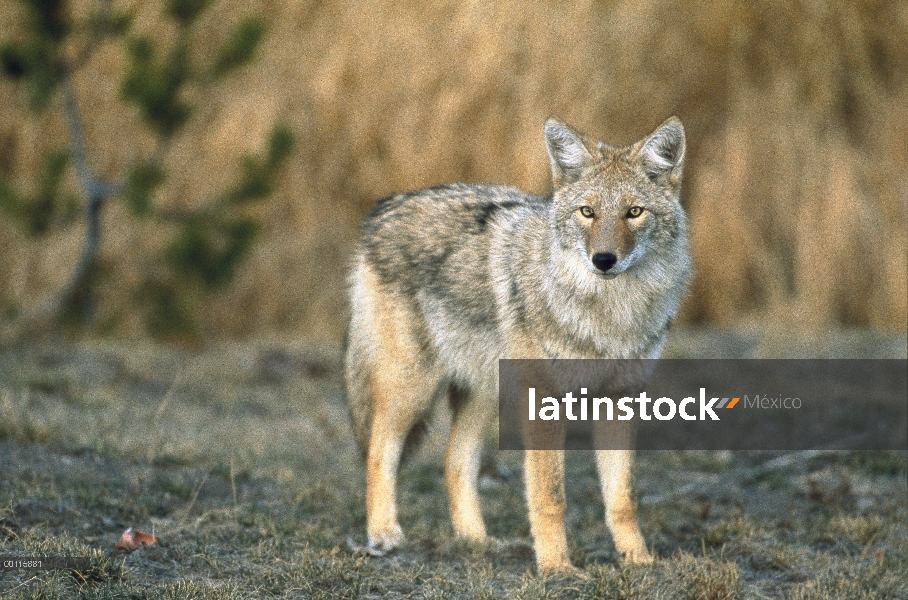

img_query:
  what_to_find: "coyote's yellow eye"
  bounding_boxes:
[579,206,595,218]
[626,206,645,218]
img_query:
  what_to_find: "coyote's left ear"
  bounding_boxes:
[633,117,685,189]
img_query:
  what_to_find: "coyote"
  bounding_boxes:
[345,116,690,571]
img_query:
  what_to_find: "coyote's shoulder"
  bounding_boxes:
[357,183,544,290]
[353,183,547,346]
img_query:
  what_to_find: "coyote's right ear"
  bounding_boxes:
[633,117,685,189]
[544,117,594,188]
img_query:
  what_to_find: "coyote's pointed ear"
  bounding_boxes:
[544,117,595,188]
[633,117,685,189]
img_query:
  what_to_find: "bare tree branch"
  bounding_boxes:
[1,71,122,342]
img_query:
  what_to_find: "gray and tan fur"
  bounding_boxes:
[345,116,690,571]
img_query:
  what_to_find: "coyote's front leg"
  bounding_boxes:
[524,449,572,572]
[596,449,652,563]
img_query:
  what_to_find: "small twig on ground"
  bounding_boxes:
[641,449,842,504]
[182,474,209,519]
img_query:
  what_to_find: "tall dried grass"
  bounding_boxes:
[0,0,905,339]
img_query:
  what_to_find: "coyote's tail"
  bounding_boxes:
[346,367,429,462]
[344,272,429,462]
[343,323,371,457]
[346,373,372,459]
[345,342,428,461]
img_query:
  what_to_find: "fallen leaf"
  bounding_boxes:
[115,527,160,554]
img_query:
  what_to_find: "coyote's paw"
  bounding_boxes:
[612,526,653,564]
[347,537,385,557]
[366,524,405,555]
[619,546,653,564]
[537,560,582,577]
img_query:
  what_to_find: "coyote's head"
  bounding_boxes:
[544,117,687,281]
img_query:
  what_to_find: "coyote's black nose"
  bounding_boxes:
[592,252,618,272]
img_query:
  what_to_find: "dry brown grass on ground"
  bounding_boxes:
[1,1,906,340]
[0,331,906,598]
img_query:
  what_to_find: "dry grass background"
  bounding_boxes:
[1,0,906,340]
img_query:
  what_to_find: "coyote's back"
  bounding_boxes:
[345,183,542,453]
[345,116,691,571]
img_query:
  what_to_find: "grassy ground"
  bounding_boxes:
[0,329,905,598]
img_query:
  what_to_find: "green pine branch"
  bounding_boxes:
[0,0,293,340]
